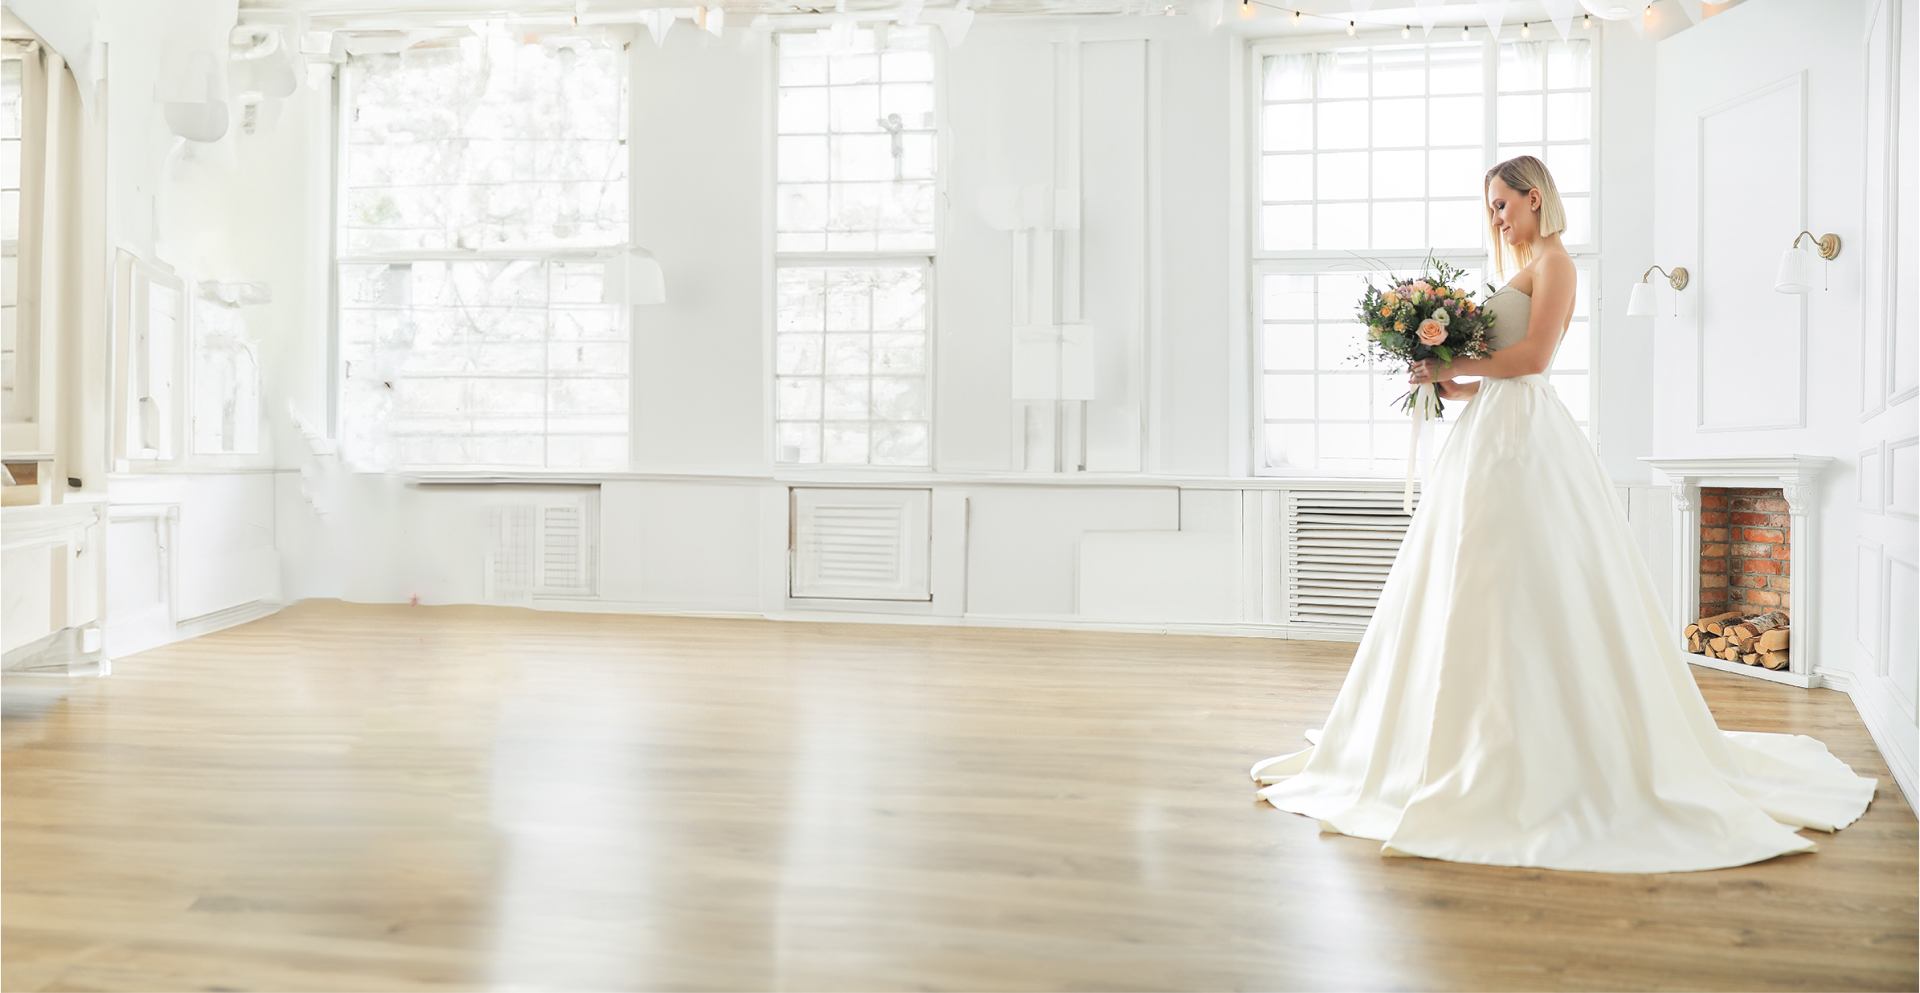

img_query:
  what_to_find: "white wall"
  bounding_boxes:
[1647,0,1918,801]
[18,0,294,655]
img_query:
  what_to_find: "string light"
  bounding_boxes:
[1402,24,1410,37]
[1347,19,1356,35]
[1460,24,1469,40]
[1521,21,1530,37]
[1291,9,1299,24]
[1583,13,1592,28]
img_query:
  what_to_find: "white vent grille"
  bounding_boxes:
[485,506,536,604]
[484,490,597,603]
[791,488,932,601]
[540,505,584,593]
[1286,490,1415,627]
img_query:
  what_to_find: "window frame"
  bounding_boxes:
[327,31,636,473]
[1247,31,1602,478]
[768,27,945,473]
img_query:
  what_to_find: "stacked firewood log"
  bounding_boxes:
[1684,610,1791,670]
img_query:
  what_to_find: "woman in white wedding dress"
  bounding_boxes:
[1250,156,1877,873]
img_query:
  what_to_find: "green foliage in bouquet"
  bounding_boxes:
[1355,258,1498,417]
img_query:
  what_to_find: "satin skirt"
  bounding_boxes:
[1253,373,1877,873]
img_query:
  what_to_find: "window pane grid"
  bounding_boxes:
[776,28,937,254]
[336,28,630,470]
[1495,39,1593,242]
[775,30,937,468]
[774,264,929,467]
[1,56,20,423]
[1257,43,1488,253]
[337,258,628,470]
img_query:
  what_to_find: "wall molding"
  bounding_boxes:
[1694,71,1809,432]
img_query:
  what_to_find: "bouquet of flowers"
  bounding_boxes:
[1354,259,1498,511]
[1355,259,1496,421]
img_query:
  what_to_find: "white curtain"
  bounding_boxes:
[6,34,106,477]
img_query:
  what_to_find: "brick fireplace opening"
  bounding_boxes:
[1698,487,1792,617]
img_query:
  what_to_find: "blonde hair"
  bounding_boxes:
[1484,155,1566,276]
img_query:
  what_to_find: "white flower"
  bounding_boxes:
[1434,308,1451,326]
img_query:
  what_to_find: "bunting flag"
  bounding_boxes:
[1541,0,1578,39]
[1675,0,1706,23]
[640,8,674,47]
[1627,2,1646,37]
[1413,0,1443,36]
[1477,0,1509,39]
[1350,0,1374,12]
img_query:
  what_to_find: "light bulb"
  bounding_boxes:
[1291,8,1299,23]
[1521,21,1530,36]
[1348,19,1356,35]
[1461,24,1470,39]
[1583,13,1591,27]
[1402,24,1410,37]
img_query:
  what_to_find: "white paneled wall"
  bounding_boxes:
[1651,0,1918,805]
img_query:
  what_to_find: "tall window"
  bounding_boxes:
[1251,36,1597,475]
[1,54,22,423]
[774,27,936,467]
[336,27,629,470]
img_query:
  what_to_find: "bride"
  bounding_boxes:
[1249,155,1877,873]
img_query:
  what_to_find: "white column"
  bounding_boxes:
[1669,476,1701,650]
[1780,474,1817,680]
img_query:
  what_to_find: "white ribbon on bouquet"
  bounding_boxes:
[1404,381,1439,513]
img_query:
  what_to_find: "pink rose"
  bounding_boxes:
[1416,319,1447,346]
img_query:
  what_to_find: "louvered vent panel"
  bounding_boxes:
[1286,490,1415,627]
[484,491,597,601]
[540,505,586,594]
[791,488,932,601]
[811,504,905,585]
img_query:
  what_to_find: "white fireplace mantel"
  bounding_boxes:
[1641,455,1833,689]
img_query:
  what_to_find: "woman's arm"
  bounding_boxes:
[1437,254,1577,380]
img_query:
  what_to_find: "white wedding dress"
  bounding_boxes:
[1252,285,1878,873]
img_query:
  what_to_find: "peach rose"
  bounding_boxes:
[1416,319,1447,346]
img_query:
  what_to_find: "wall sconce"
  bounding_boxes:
[1626,264,1689,316]
[1774,230,1841,294]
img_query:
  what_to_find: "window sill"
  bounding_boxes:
[399,466,1423,491]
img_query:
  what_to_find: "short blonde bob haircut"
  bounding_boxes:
[1484,154,1565,276]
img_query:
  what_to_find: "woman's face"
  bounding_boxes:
[1486,176,1540,246]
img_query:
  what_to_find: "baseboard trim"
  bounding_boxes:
[521,597,1366,642]
[172,600,283,643]
[1848,680,1919,818]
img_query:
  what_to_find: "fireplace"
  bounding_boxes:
[1698,486,1792,616]
[1642,456,1833,689]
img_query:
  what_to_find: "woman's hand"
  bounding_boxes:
[1408,358,1449,387]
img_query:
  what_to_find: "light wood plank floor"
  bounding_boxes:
[4,600,1914,992]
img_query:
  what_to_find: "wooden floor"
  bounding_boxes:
[3,601,1914,992]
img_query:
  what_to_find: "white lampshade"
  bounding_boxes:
[1627,279,1657,316]
[1775,246,1811,294]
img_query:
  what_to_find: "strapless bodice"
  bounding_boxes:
[1483,285,1532,352]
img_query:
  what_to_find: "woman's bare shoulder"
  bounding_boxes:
[1534,249,1577,280]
